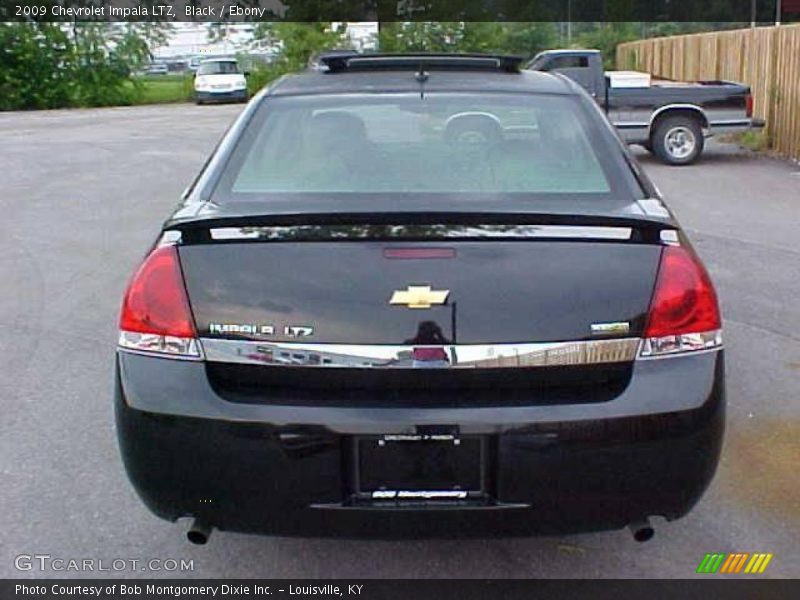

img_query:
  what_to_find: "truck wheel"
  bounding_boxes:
[445,115,502,146]
[652,115,704,165]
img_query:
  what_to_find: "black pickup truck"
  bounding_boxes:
[527,49,764,165]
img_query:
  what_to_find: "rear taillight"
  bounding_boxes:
[746,93,754,118]
[640,246,722,358]
[118,245,202,358]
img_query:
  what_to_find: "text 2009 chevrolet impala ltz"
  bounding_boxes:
[115,54,724,544]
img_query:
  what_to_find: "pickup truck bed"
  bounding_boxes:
[528,50,764,165]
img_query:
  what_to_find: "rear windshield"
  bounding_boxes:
[198,61,240,75]
[214,92,629,200]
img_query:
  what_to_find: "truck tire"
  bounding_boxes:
[652,115,704,165]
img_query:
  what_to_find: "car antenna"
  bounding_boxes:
[415,65,428,99]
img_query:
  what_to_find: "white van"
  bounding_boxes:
[193,58,248,104]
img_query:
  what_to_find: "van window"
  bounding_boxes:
[197,61,240,76]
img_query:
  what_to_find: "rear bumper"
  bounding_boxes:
[115,351,724,538]
[707,118,765,136]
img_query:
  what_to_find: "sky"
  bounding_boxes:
[154,22,379,58]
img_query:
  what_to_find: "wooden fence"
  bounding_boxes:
[617,25,800,161]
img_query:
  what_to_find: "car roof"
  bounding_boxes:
[268,68,575,97]
[200,57,237,64]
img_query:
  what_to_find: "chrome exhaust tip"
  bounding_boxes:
[629,519,655,542]
[187,519,212,545]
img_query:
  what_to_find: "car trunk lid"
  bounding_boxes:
[177,220,663,346]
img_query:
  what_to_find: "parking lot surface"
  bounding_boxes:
[0,104,798,578]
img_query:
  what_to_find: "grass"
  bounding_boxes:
[735,130,771,152]
[720,130,771,153]
[126,74,194,105]
[125,72,273,105]
[118,69,279,106]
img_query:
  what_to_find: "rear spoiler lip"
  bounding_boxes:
[165,212,678,246]
[165,211,676,233]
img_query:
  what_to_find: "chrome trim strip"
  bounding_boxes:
[199,337,639,369]
[117,347,205,362]
[372,490,469,500]
[209,225,633,242]
[613,122,649,129]
[636,345,722,360]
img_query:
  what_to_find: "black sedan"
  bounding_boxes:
[115,53,724,544]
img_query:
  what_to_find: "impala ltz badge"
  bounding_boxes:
[389,285,450,309]
[209,323,274,336]
[284,325,314,338]
[208,323,314,337]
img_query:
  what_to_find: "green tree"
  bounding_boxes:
[245,23,347,93]
[378,23,464,53]
[492,23,559,58]
[0,21,173,110]
[264,22,347,71]
[68,23,140,107]
[573,23,640,69]
[0,23,73,110]
[118,23,173,69]
[378,22,557,59]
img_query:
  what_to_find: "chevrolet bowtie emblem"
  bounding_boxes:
[389,285,450,309]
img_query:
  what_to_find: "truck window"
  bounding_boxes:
[541,56,589,72]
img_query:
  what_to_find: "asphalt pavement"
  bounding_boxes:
[0,103,798,579]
